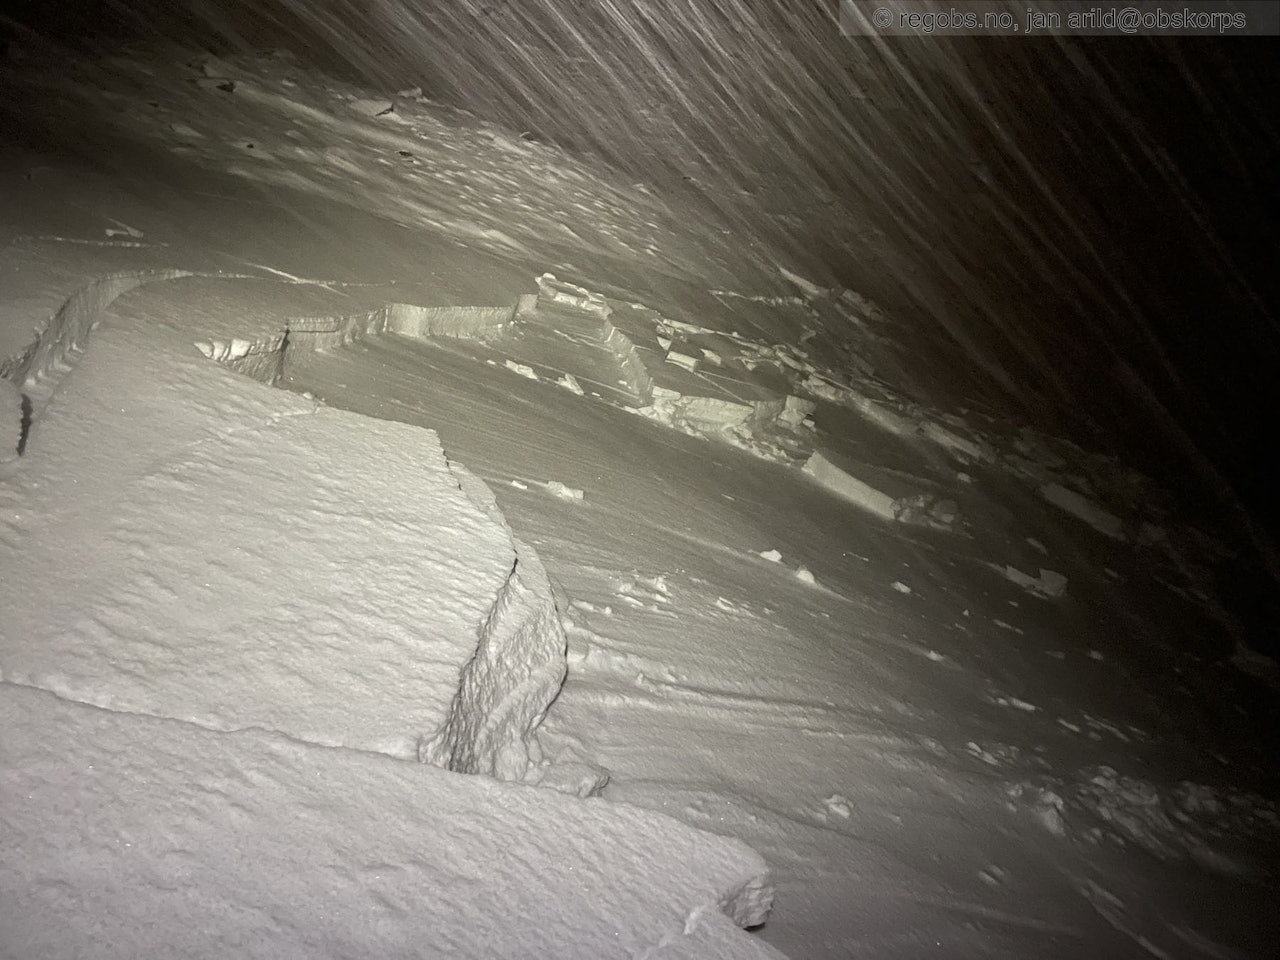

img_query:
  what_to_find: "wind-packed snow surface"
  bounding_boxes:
[1,34,1278,960]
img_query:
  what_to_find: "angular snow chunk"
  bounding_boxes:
[701,348,724,366]
[795,565,817,585]
[0,323,561,778]
[504,359,539,379]
[893,494,960,530]
[510,478,529,489]
[105,218,144,239]
[600,320,655,403]
[536,272,611,319]
[557,372,584,394]
[643,392,757,440]
[801,451,897,521]
[920,420,990,463]
[388,302,514,340]
[779,395,816,428]
[824,794,853,819]
[891,581,912,594]
[667,349,700,372]
[800,372,846,403]
[542,480,585,501]
[1040,482,1125,539]
[759,549,783,563]
[0,684,780,960]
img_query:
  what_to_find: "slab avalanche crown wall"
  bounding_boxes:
[0,257,783,957]
[0,278,564,777]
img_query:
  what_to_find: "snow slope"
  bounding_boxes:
[0,75,786,960]
[2,43,1278,960]
[1,684,780,960]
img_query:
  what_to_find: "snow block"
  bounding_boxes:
[893,493,962,531]
[196,300,516,387]
[0,317,563,776]
[1002,565,1069,599]
[387,301,515,341]
[601,319,656,403]
[0,684,783,960]
[536,271,612,319]
[1040,481,1125,540]
[919,420,991,463]
[779,395,816,428]
[422,461,569,781]
[801,450,898,521]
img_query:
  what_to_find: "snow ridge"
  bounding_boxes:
[422,460,568,781]
[2,270,568,784]
[1,268,190,396]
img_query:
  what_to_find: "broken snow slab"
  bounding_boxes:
[801,450,897,521]
[1039,481,1125,540]
[0,237,197,367]
[0,310,565,777]
[0,684,784,960]
[997,564,1069,599]
[801,448,957,530]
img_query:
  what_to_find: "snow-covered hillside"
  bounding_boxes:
[1,42,1277,960]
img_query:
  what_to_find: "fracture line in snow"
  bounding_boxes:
[0,675,408,764]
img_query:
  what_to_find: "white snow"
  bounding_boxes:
[505,359,539,379]
[1,43,1277,960]
[0,302,565,777]
[1,683,781,960]
[1000,565,1069,600]
[801,450,898,521]
[1040,481,1126,540]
